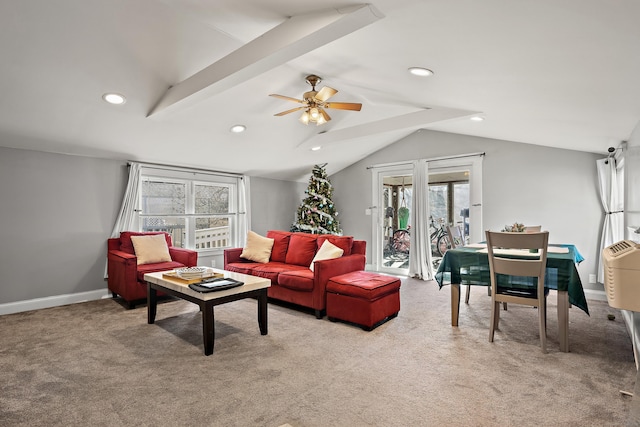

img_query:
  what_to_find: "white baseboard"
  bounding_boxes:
[583,288,607,302]
[0,289,110,316]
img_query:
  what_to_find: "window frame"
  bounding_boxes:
[138,166,242,254]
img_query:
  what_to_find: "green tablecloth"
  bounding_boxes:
[435,244,589,315]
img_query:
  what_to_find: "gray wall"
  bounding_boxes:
[0,147,304,307]
[626,122,640,234]
[330,129,604,292]
[250,177,306,236]
[0,147,127,304]
[621,119,640,369]
[0,128,607,308]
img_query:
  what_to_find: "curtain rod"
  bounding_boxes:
[367,152,485,170]
[128,161,243,178]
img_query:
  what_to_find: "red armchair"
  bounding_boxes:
[107,231,198,308]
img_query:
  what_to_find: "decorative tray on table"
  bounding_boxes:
[162,267,224,284]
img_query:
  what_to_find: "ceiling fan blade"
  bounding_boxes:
[319,108,331,122]
[324,102,362,111]
[274,106,305,116]
[314,86,338,102]
[269,94,304,104]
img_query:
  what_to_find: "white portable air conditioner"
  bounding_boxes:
[602,240,640,312]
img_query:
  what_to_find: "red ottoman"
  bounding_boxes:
[326,271,401,331]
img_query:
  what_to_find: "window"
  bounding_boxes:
[429,179,469,238]
[139,166,242,252]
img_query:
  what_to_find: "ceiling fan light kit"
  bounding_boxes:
[270,74,362,126]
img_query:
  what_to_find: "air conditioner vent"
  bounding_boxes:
[606,240,634,257]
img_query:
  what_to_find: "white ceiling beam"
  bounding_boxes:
[148,4,384,117]
[300,107,481,147]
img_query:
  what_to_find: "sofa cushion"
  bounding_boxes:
[120,231,171,255]
[317,235,353,256]
[252,262,307,284]
[278,269,315,291]
[130,234,172,265]
[225,262,262,275]
[310,240,344,272]
[285,233,318,266]
[136,261,186,282]
[240,231,274,263]
[266,230,292,263]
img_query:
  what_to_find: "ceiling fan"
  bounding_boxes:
[269,74,362,126]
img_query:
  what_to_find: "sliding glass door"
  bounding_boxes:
[370,155,483,276]
[428,157,483,245]
[372,166,413,275]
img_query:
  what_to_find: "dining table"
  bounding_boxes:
[435,243,589,352]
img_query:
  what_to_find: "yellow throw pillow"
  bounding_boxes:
[130,234,172,265]
[310,240,344,272]
[240,231,275,264]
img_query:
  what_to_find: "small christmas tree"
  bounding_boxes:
[291,164,342,235]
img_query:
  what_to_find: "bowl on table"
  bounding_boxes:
[175,267,207,279]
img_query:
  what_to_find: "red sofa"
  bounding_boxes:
[224,230,366,318]
[107,231,198,308]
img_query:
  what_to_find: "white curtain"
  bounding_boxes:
[596,156,624,283]
[105,162,142,277]
[238,175,251,247]
[109,162,142,238]
[409,160,432,280]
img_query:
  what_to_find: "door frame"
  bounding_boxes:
[371,164,414,275]
[370,154,483,274]
[427,156,483,244]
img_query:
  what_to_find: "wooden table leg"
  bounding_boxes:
[451,284,461,327]
[147,283,157,324]
[202,303,215,356]
[557,290,569,352]
[258,289,268,335]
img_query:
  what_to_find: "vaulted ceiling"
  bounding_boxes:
[1,1,639,181]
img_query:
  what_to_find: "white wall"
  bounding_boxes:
[331,129,603,292]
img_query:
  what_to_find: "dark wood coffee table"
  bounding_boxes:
[144,268,270,355]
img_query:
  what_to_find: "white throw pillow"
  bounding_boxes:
[310,240,344,272]
[130,234,172,265]
[240,231,275,263]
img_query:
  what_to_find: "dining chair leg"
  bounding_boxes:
[539,299,547,353]
[489,300,499,342]
[503,302,508,311]
[465,285,471,304]
[543,298,547,336]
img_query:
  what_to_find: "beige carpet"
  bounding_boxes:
[0,278,636,426]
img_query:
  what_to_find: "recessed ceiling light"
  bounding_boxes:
[470,116,484,122]
[102,93,126,105]
[230,124,246,133]
[408,67,433,77]
[311,146,322,151]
